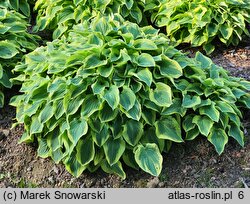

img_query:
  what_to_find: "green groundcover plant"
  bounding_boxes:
[0,5,39,107]
[11,15,250,178]
[153,0,250,54]
[33,0,150,39]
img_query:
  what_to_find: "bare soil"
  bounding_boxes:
[0,44,250,188]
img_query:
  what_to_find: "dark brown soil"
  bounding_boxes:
[0,45,250,188]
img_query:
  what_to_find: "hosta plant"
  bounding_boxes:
[33,0,149,39]
[153,0,250,54]
[11,15,250,178]
[0,5,39,107]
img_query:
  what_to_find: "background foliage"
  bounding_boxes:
[153,0,250,53]
[0,4,39,107]
[33,0,149,39]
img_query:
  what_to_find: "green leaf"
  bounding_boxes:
[220,112,229,128]
[206,23,218,37]
[30,116,43,134]
[199,103,220,122]
[0,25,10,34]
[134,143,163,176]
[186,127,200,140]
[47,129,62,151]
[9,0,19,10]
[136,68,153,87]
[0,41,19,59]
[216,101,235,113]
[158,55,183,78]
[203,43,215,55]
[130,6,142,23]
[98,65,113,77]
[37,137,50,158]
[51,149,64,164]
[93,149,104,166]
[240,95,250,109]
[134,39,157,50]
[219,23,233,40]
[142,107,156,125]
[103,137,125,165]
[19,0,30,16]
[162,98,186,116]
[92,125,110,147]
[99,102,118,122]
[103,85,120,110]
[67,96,84,115]
[76,138,95,166]
[18,132,33,143]
[0,71,12,88]
[195,51,213,69]
[136,53,155,67]
[228,113,241,126]
[64,151,87,177]
[30,84,49,101]
[101,160,126,180]
[122,149,139,170]
[208,128,228,155]
[39,102,54,124]
[182,95,201,108]
[123,120,143,146]
[141,127,165,152]
[54,99,64,119]
[149,82,172,107]
[192,115,214,136]
[228,124,244,147]
[91,80,109,94]
[182,115,196,132]
[68,118,88,146]
[155,117,183,142]
[81,95,100,117]
[84,55,107,69]
[123,99,141,121]
[232,88,246,99]
[120,86,136,111]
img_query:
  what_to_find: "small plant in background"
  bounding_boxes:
[153,0,250,54]
[33,0,150,39]
[11,15,250,179]
[0,5,39,107]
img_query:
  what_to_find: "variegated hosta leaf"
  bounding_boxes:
[155,117,183,143]
[76,137,95,166]
[134,143,163,176]
[208,128,228,155]
[101,160,126,180]
[149,82,172,107]
[192,115,214,136]
[12,15,250,179]
[103,137,125,166]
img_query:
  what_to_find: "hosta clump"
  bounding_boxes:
[153,0,250,54]
[33,0,149,39]
[12,15,250,178]
[0,6,39,107]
